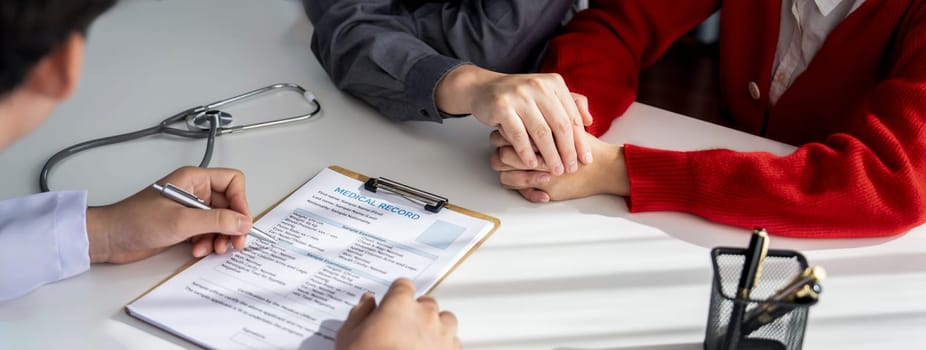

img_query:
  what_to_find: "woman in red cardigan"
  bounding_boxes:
[491,0,926,238]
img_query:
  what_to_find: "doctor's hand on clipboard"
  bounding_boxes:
[125,166,490,349]
[335,278,461,350]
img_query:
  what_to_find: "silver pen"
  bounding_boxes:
[151,182,278,244]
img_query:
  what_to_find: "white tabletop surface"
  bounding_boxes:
[1,1,924,349]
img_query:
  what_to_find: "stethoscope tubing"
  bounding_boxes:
[39,83,321,193]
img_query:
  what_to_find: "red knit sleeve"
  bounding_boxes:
[540,1,720,137]
[625,5,926,238]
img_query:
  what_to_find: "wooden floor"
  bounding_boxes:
[637,37,724,125]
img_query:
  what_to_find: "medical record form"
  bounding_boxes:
[127,166,499,350]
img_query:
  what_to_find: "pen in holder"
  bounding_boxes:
[704,247,818,350]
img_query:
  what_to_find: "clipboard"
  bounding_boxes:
[125,165,500,348]
[317,165,501,294]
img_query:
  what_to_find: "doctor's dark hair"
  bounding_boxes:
[0,0,116,97]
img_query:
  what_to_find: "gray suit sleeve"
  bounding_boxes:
[304,0,574,123]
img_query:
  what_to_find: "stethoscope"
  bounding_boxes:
[39,83,322,192]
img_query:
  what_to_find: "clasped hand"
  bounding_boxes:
[436,65,595,175]
[490,129,630,202]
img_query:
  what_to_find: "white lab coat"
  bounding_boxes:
[0,191,90,302]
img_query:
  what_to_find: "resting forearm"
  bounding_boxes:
[305,0,575,123]
[85,206,112,263]
[434,64,502,115]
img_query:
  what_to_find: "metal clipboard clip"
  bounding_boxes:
[364,177,448,213]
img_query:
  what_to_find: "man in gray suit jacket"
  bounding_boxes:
[305,0,592,178]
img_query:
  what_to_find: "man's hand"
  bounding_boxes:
[436,64,593,175]
[86,166,253,264]
[490,130,629,202]
[336,279,460,350]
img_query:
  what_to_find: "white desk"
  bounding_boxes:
[1,1,924,349]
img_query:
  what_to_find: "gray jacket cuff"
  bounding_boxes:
[406,54,469,122]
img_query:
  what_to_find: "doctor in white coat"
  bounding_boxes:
[0,0,254,303]
[0,1,458,349]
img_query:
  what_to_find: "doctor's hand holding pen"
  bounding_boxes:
[336,278,461,350]
[435,64,595,176]
[85,166,254,264]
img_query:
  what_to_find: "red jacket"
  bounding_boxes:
[542,0,926,238]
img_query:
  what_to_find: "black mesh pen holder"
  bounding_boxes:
[704,247,816,350]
